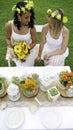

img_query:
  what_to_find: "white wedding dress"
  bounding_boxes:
[41,31,69,66]
[6,21,37,66]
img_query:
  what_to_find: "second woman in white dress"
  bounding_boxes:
[36,8,69,66]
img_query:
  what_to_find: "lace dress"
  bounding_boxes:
[41,31,69,66]
[6,21,37,66]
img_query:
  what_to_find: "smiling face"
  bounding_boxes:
[18,11,32,26]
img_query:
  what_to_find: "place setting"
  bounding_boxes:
[4,108,25,129]
[40,107,62,129]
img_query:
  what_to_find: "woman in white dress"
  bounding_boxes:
[5,0,37,66]
[36,8,69,66]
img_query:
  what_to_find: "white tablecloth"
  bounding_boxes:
[0,66,71,79]
[0,66,72,129]
[0,106,73,130]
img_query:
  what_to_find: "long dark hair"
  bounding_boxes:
[13,1,35,30]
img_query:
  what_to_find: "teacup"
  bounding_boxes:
[40,76,52,92]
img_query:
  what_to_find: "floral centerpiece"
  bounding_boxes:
[0,77,8,97]
[58,71,73,97]
[19,73,40,97]
[59,71,73,88]
[14,42,30,61]
[0,77,5,94]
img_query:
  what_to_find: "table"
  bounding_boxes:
[0,106,73,130]
[0,66,71,79]
[0,66,73,129]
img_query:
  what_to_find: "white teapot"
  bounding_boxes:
[7,83,20,101]
[40,76,52,92]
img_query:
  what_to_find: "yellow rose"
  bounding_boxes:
[63,16,68,23]
[12,5,16,12]
[26,4,31,10]
[16,8,20,14]
[47,9,52,16]
[21,7,26,13]
[56,14,61,20]
[29,1,34,8]
[51,12,56,18]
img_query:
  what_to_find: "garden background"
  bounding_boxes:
[0,0,73,71]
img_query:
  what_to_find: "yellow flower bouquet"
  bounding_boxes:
[14,42,30,61]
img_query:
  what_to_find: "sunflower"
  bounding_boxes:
[13,42,30,61]
[14,45,22,53]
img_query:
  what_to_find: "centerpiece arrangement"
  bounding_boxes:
[13,42,30,61]
[19,73,40,97]
[57,71,73,97]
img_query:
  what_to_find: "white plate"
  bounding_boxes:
[40,108,62,129]
[4,108,25,129]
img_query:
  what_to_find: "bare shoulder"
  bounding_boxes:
[43,23,48,30]
[30,26,36,33]
[5,20,13,29]
[42,23,49,33]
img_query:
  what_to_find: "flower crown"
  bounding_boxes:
[47,9,68,24]
[12,0,34,14]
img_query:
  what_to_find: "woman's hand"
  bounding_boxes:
[44,53,49,60]
[35,56,41,61]
[7,47,15,59]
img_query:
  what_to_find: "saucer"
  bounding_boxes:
[4,108,25,129]
[40,108,62,129]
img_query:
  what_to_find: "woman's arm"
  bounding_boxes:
[5,21,12,48]
[30,26,37,49]
[36,25,47,60]
[44,26,69,60]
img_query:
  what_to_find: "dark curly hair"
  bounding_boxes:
[13,1,35,30]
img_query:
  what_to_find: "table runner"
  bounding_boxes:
[1,85,73,107]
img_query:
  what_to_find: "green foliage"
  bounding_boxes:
[0,0,73,70]
[34,60,44,66]
[11,76,20,84]
[49,88,58,96]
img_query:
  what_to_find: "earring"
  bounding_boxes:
[18,18,21,21]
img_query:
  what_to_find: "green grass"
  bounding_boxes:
[0,0,73,71]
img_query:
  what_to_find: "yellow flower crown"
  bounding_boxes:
[47,9,68,24]
[12,0,34,14]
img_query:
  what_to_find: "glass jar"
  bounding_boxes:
[0,83,4,95]
[22,86,39,98]
[7,83,20,101]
